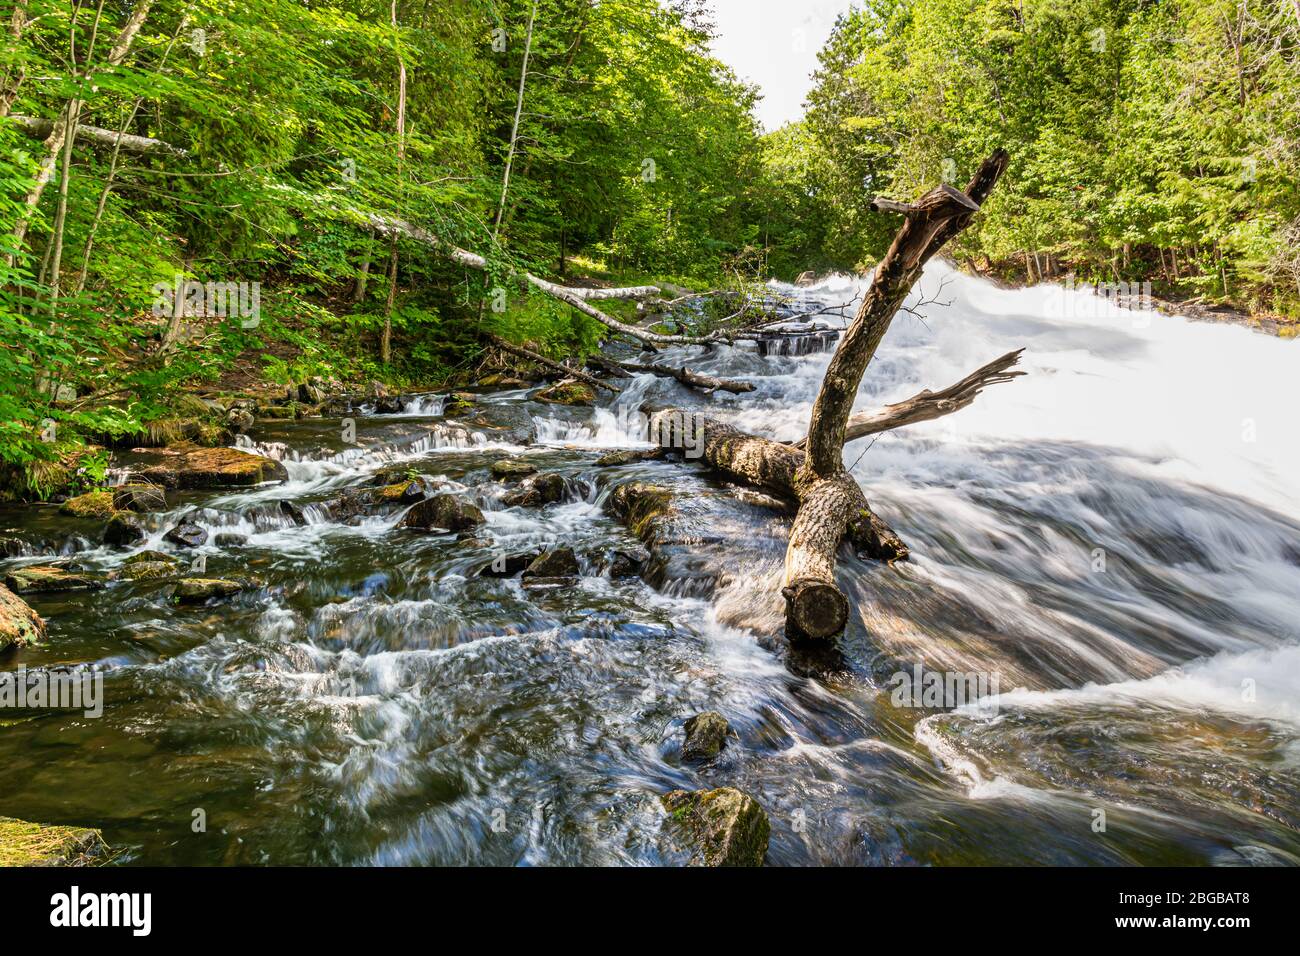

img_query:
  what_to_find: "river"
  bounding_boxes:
[1,262,1297,865]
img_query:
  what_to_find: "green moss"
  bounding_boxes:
[59,490,116,520]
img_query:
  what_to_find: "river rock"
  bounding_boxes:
[103,513,146,548]
[163,521,208,549]
[661,788,770,867]
[139,445,288,489]
[174,578,245,604]
[606,546,650,579]
[444,392,477,416]
[490,458,537,480]
[126,550,174,565]
[3,566,104,595]
[279,500,307,526]
[0,537,41,558]
[521,547,579,580]
[226,405,255,433]
[59,491,116,520]
[0,816,109,866]
[478,551,541,578]
[503,472,565,508]
[478,373,531,389]
[534,381,595,406]
[213,533,248,547]
[401,494,485,533]
[595,449,661,467]
[0,584,46,652]
[681,711,731,762]
[112,483,167,513]
[117,560,178,582]
[605,481,725,596]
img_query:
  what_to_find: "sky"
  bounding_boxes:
[706,0,858,132]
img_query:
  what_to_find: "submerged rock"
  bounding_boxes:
[661,788,770,867]
[59,490,116,520]
[534,380,595,406]
[0,584,46,652]
[103,513,146,548]
[478,551,541,578]
[502,472,566,508]
[164,521,208,549]
[490,458,537,480]
[681,711,731,763]
[3,566,103,594]
[174,578,245,604]
[279,500,307,526]
[126,550,174,565]
[401,494,485,533]
[521,547,579,580]
[138,444,288,489]
[213,533,248,547]
[111,483,167,513]
[0,816,109,866]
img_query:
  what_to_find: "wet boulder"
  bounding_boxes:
[0,816,109,866]
[443,392,477,416]
[401,494,485,533]
[0,537,42,558]
[490,458,537,481]
[174,578,245,604]
[503,472,566,508]
[163,521,208,549]
[59,491,116,520]
[226,405,255,433]
[595,449,661,467]
[478,373,531,389]
[534,380,595,406]
[0,584,46,652]
[605,545,650,579]
[138,444,288,489]
[116,560,178,582]
[126,550,174,565]
[605,481,727,596]
[521,547,579,580]
[478,551,541,578]
[3,566,104,595]
[332,479,431,521]
[112,483,167,513]
[213,533,248,548]
[681,711,731,763]
[279,500,307,526]
[661,788,770,867]
[103,513,146,548]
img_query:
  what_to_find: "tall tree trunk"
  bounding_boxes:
[0,0,29,118]
[5,0,154,267]
[492,0,537,239]
[381,0,407,365]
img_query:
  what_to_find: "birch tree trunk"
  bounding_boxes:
[492,0,537,239]
[5,0,154,267]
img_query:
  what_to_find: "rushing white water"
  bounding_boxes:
[735,262,1300,792]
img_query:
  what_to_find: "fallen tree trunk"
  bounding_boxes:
[487,334,618,394]
[645,151,1011,640]
[604,359,755,394]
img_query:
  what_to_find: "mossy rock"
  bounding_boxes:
[661,787,770,867]
[125,550,176,566]
[257,403,298,420]
[534,381,595,406]
[444,392,478,415]
[117,561,180,582]
[0,816,109,867]
[59,490,116,520]
[0,584,46,652]
[174,578,245,604]
[681,711,731,763]
[606,481,675,539]
[595,449,662,467]
[490,459,537,480]
[139,444,288,489]
[478,373,531,388]
[521,547,579,579]
[3,566,104,595]
[401,494,485,533]
[103,513,146,548]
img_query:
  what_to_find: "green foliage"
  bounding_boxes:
[799,0,1300,314]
